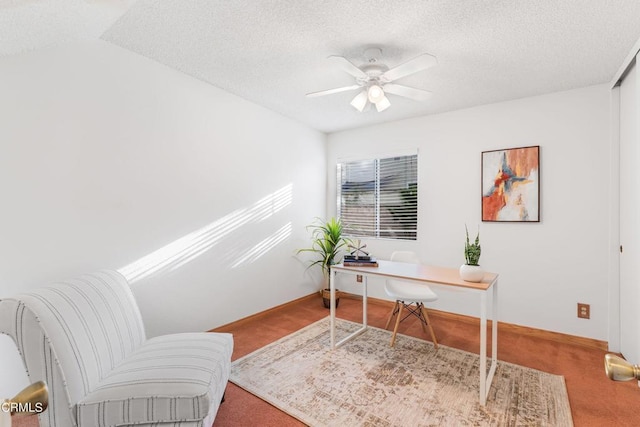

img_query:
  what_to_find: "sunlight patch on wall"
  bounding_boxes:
[231,222,292,268]
[119,184,293,283]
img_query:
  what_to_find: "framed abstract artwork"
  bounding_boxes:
[481,146,540,222]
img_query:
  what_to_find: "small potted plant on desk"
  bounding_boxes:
[298,217,350,308]
[459,225,484,282]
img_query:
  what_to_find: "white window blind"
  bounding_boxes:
[337,154,418,240]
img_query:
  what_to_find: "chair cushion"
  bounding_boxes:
[75,332,233,427]
[385,280,438,302]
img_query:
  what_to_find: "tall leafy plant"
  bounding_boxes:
[298,217,350,282]
[464,225,481,266]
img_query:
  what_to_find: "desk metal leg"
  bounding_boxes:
[330,269,336,349]
[490,280,498,380]
[480,291,487,405]
[479,281,499,406]
[362,276,368,328]
[332,272,368,348]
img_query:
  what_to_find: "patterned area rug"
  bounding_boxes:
[230,317,573,426]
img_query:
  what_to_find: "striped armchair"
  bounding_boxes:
[0,270,233,427]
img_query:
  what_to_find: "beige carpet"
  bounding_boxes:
[230,317,573,427]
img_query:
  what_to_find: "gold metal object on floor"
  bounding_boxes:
[8,381,48,415]
[604,354,640,382]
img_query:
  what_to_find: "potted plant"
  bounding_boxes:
[298,217,350,308]
[459,225,484,282]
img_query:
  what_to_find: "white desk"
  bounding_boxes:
[329,260,499,406]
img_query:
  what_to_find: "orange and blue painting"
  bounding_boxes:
[482,146,539,222]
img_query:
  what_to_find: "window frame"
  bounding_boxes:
[336,150,419,241]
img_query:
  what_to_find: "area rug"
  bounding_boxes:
[230,317,573,426]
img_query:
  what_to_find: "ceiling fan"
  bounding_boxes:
[306,47,437,112]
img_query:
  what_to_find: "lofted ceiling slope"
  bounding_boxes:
[0,0,135,55]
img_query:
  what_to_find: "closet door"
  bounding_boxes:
[619,57,640,362]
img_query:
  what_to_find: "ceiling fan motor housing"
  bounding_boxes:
[358,64,389,84]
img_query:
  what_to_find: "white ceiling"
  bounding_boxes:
[0,0,135,55]
[3,1,640,133]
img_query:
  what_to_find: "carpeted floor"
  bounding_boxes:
[215,295,640,426]
[230,317,573,426]
[15,294,640,426]
[12,416,37,427]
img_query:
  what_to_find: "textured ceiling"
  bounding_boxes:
[0,0,135,56]
[3,1,640,133]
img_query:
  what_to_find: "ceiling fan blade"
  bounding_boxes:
[383,83,433,101]
[306,84,361,98]
[381,53,437,82]
[328,55,368,79]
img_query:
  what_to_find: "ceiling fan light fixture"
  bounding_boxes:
[375,95,391,112]
[367,84,384,103]
[350,90,368,112]
[309,48,437,114]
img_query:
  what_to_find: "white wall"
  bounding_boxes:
[328,84,612,341]
[0,41,326,395]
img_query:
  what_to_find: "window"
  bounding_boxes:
[337,153,418,240]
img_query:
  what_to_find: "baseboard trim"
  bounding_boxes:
[343,292,609,351]
[210,291,608,351]
[209,292,319,333]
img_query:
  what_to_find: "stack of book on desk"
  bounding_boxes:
[343,254,378,267]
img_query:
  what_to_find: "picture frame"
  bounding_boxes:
[481,145,540,222]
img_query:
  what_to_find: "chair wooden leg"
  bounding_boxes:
[384,301,398,330]
[421,305,438,349]
[390,302,404,347]
[417,303,428,333]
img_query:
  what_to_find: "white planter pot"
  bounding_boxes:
[459,264,484,282]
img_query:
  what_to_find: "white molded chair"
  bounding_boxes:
[384,251,439,349]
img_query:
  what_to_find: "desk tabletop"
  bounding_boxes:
[332,260,498,290]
